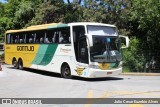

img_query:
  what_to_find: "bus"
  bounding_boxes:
[5,22,129,78]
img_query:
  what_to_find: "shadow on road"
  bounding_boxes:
[7,67,123,81]
[72,76,123,82]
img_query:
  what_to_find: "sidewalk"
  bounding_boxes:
[122,72,160,76]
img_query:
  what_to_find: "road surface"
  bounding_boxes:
[0,64,160,107]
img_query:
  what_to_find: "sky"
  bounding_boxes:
[0,0,82,5]
[0,0,7,3]
[0,0,73,3]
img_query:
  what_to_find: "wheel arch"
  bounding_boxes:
[12,57,17,62]
[18,57,23,62]
[60,62,72,78]
[12,57,17,65]
[61,62,71,73]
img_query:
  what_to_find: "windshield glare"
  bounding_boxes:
[90,36,122,63]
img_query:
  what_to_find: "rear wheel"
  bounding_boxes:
[12,58,18,69]
[18,59,23,70]
[61,64,71,79]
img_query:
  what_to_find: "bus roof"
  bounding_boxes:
[68,22,116,27]
[6,22,116,33]
[6,23,67,33]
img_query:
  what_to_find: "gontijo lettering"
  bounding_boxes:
[17,46,34,51]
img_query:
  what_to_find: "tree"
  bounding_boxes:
[27,1,65,26]
[67,0,82,4]
[14,1,35,28]
[123,37,145,72]
[0,2,5,17]
[129,0,160,50]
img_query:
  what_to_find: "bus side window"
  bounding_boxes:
[52,32,56,43]
[40,37,44,43]
[58,27,70,44]
[24,34,27,43]
[45,38,50,43]
[59,34,64,43]
[26,32,36,44]
[6,34,11,44]
[46,30,54,43]
[35,30,45,44]
[55,32,59,43]
[26,32,32,43]
[14,35,19,44]
[10,34,13,44]
[29,38,33,43]
[51,31,58,43]
[19,33,24,44]
[20,39,23,43]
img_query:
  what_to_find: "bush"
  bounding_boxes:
[0,52,4,61]
[122,37,145,72]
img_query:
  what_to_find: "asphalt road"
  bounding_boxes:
[0,64,160,107]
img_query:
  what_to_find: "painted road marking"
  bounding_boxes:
[84,90,93,107]
[128,104,144,107]
[84,90,160,107]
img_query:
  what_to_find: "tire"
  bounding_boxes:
[18,59,23,70]
[61,64,71,79]
[12,58,18,69]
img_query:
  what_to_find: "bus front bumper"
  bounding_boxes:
[86,67,122,78]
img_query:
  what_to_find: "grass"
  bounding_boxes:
[122,67,130,73]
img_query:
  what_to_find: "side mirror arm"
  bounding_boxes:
[119,35,129,48]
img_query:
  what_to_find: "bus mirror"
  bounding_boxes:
[119,35,129,48]
[86,34,93,47]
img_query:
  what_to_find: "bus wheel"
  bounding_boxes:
[61,64,71,79]
[18,59,23,70]
[12,58,18,69]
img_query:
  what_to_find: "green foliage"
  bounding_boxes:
[14,1,35,28]
[0,17,13,37]
[129,0,160,50]
[0,0,160,72]
[123,37,145,72]
[4,0,21,18]
[27,1,65,26]
[0,2,5,17]
[0,53,4,61]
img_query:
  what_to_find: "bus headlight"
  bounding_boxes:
[89,65,100,69]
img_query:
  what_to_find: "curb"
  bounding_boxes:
[121,73,160,76]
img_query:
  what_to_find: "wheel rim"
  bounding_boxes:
[13,60,17,67]
[64,67,70,76]
[19,60,23,69]
[19,63,22,68]
[63,65,71,78]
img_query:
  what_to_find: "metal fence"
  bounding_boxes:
[141,50,160,73]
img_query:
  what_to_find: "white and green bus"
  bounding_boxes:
[5,22,129,78]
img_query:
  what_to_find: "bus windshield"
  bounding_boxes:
[90,35,122,63]
[87,25,117,36]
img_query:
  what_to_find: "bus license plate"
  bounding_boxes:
[107,72,112,74]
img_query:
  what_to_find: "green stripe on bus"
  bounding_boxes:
[48,24,68,29]
[32,45,49,64]
[38,44,58,65]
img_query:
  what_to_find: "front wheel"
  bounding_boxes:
[61,64,71,79]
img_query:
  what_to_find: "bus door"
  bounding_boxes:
[73,26,89,66]
[78,37,89,64]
